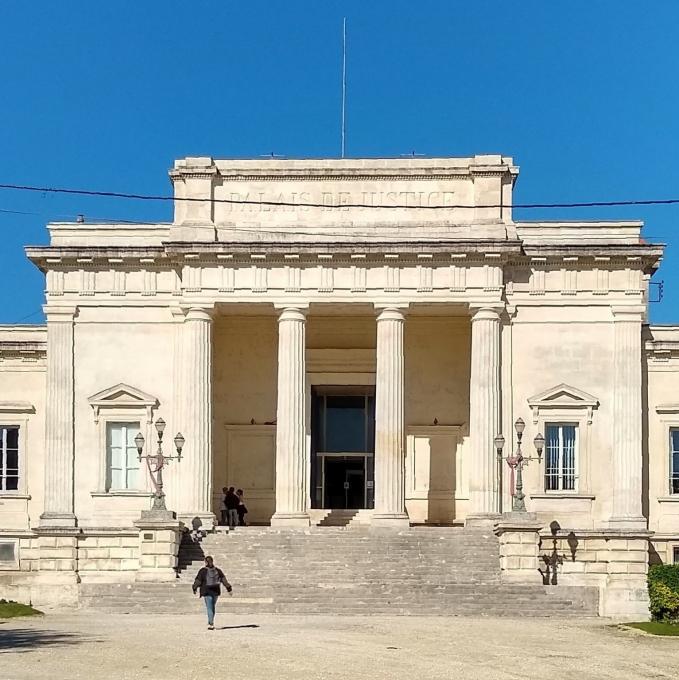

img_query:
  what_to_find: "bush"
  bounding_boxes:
[648,564,679,622]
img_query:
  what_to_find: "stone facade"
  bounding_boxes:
[0,155,675,618]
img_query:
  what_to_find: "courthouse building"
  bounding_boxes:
[1,154,679,615]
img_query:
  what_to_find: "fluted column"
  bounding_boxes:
[271,306,310,527]
[40,306,77,527]
[609,306,646,528]
[372,306,409,528]
[177,307,214,527]
[467,306,501,525]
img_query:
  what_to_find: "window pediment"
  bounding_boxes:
[88,383,158,423]
[527,383,599,424]
[0,401,35,414]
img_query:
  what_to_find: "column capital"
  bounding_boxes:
[611,305,645,321]
[276,306,308,322]
[43,305,77,322]
[375,306,407,322]
[184,306,213,323]
[469,305,503,322]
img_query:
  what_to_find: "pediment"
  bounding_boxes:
[527,383,599,424]
[88,383,159,422]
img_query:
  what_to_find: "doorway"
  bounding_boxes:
[311,387,375,509]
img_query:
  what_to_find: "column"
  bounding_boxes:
[467,306,501,524]
[40,306,76,528]
[271,307,310,527]
[609,306,645,528]
[372,306,409,528]
[177,307,214,527]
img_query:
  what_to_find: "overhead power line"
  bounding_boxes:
[2,181,679,211]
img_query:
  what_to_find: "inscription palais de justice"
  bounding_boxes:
[222,190,458,212]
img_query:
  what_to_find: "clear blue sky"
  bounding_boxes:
[1,1,678,324]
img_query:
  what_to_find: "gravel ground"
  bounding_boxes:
[1,611,678,680]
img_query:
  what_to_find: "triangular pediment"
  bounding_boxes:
[527,383,599,425]
[88,383,159,408]
[528,383,599,408]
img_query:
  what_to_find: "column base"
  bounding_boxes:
[465,512,502,528]
[270,513,311,528]
[606,516,648,531]
[39,512,77,529]
[370,513,410,530]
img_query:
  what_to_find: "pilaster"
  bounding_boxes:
[271,306,310,527]
[609,306,646,529]
[372,306,409,528]
[40,305,77,528]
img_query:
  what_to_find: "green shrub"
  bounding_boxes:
[0,599,42,618]
[648,564,679,622]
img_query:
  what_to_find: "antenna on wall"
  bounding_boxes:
[341,17,347,158]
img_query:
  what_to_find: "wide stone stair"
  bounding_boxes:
[79,526,599,617]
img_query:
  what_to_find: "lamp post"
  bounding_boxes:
[494,433,505,514]
[134,418,185,513]
[495,418,544,513]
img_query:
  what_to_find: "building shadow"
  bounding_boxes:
[0,626,91,654]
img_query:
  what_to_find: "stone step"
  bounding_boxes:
[79,528,600,618]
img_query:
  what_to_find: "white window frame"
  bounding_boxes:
[0,425,20,492]
[544,422,579,493]
[670,427,679,495]
[0,403,33,497]
[106,421,141,492]
[527,384,599,496]
[88,384,158,496]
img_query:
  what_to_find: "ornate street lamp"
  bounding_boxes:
[497,418,544,513]
[494,434,506,514]
[135,418,185,512]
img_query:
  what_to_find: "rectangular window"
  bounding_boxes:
[670,429,679,494]
[106,422,140,491]
[545,423,577,492]
[0,426,19,492]
[673,546,679,565]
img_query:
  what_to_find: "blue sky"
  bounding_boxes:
[1,1,678,323]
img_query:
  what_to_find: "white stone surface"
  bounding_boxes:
[1,155,676,608]
[372,307,408,527]
[271,307,310,526]
[467,307,501,521]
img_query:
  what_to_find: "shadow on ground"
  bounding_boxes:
[0,625,94,653]
[218,624,260,630]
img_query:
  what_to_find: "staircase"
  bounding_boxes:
[79,526,599,617]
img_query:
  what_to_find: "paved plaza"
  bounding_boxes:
[1,612,677,680]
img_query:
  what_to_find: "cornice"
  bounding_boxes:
[522,244,664,258]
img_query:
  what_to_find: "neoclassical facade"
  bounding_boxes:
[1,155,678,614]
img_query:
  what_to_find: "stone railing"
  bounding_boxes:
[494,514,651,620]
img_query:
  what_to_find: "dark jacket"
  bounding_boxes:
[192,566,232,597]
[225,492,240,510]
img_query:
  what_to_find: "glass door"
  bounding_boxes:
[311,387,375,509]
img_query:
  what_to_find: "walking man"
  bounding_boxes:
[192,555,233,630]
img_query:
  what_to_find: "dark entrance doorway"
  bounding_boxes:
[311,387,375,509]
[323,457,366,509]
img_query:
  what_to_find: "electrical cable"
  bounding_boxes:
[2,181,679,211]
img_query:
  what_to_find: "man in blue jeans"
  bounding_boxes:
[192,555,233,630]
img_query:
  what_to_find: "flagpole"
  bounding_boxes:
[341,17,347,158]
